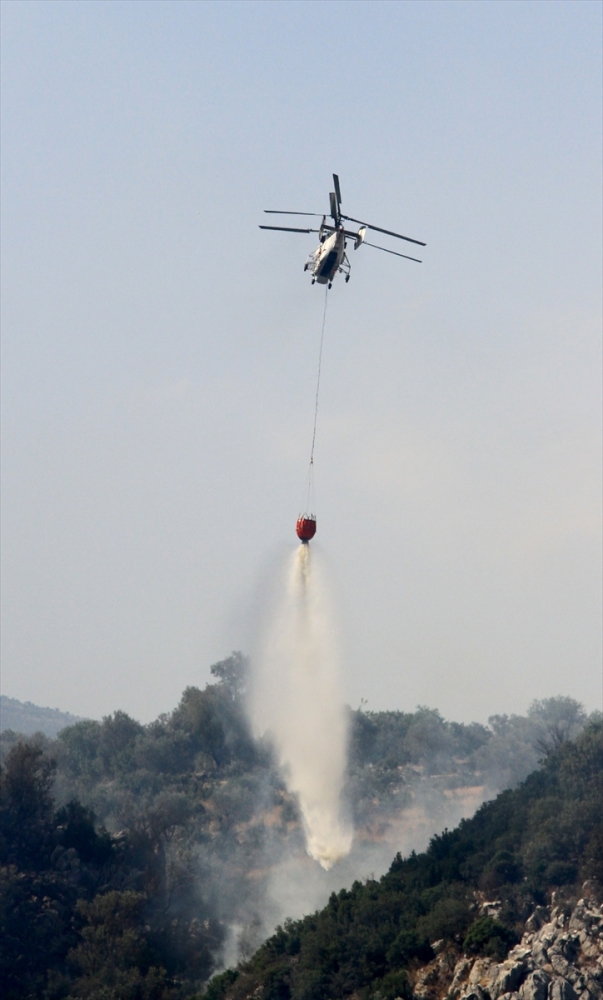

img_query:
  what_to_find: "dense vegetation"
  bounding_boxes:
[0,653,597,998]
[205,720,603,1000]
[0,739,223,999]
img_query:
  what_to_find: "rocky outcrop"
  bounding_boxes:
[412,884,602,1000]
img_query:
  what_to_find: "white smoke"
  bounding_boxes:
[249,544,352,869]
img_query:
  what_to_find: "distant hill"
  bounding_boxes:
[0,695,87,737]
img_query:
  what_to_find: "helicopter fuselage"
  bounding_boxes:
[304,228,348,285]
[260,173,425,286]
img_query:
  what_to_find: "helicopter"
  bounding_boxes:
[260,174,425,287]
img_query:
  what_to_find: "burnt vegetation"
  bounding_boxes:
[0,653,599,999]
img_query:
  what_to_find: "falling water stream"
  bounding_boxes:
[250,544,352,869]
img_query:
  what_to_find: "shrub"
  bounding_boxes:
[463,916,516,960]
[479,850,523,893]
[201,968,239,999]
[386,930,433,968]
[544,860,577,886]
[371,969,412,999]
[418,897,472,943]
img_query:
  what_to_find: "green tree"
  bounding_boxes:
[210,652,249,701]
[529,696,587,756]
[0,741,55,868]
[67,891,178,998]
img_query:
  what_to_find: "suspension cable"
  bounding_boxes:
[310,286,329,467]
[304,286,329,512]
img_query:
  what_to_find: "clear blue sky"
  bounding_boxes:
[2,0,601,722]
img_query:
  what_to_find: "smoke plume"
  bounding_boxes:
[249,544,352,869]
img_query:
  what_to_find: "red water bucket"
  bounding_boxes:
[296,516,316,542]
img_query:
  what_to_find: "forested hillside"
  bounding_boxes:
[204,721,603,999]
[0,654,598,999]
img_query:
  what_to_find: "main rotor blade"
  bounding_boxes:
[333,174,342,209]
[259,225,319,233]
[364,240,422,263]
[329,192,339,223]
[342,215,426,246]
[264,210,323,216]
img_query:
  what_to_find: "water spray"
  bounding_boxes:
[250,544,352,868]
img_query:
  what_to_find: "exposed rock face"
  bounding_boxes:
[412,886,602,1000]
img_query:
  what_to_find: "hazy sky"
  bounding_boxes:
[2,0,601,724]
